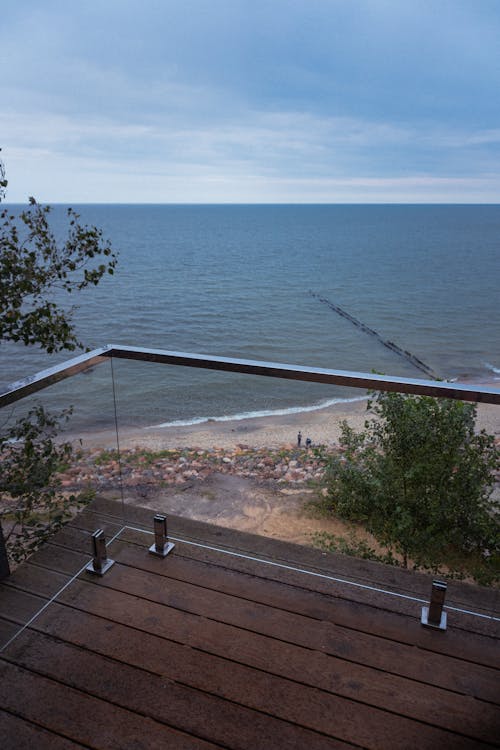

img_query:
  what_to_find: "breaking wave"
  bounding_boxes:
[146,395,367,429]
[484,362,500,377]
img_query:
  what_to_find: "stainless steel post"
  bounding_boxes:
[149,514,175,557]
[421,580,447,630]
[0,522,10,580]
[86,529,115,575]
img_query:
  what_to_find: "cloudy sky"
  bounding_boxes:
[1,1,499,203]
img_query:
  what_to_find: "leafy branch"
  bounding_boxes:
[0,406,92,563]
[0,150,115,569]
[319,391,499,583]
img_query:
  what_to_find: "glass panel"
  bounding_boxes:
[0,358,118,650]
[2,352,497,649]
[108,356,500,626]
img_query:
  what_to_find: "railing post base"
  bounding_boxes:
[86,529,115,576]
[149,541,175,558]
[421,580,447,631]
[421,606,447,631]
[149,514,175,557]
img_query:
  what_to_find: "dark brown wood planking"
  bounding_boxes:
[0,497,498,749]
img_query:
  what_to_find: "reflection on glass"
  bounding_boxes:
[1,351,498,642]
[0,360,118,649]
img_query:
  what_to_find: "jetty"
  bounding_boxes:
[310,291,440,380]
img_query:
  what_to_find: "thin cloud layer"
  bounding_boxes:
[1,1,499,202]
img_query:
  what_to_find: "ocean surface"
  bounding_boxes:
[1,204,499,433]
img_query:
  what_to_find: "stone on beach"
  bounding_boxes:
[57,443,332,493]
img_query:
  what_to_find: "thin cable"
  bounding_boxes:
[123,524,500,622]
[2,521,496,656]
[0,526,126,653]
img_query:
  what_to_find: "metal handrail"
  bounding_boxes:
[2,343,500,407]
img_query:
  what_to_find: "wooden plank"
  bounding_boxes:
[55,579,499,704]
[0,617,22,646]
[159,537,500,636]
[85,496,500,614]
[0,585,48,625]
[0,710,88,749]
[0,660,220,750]
[77,511,497,634]
[28,542,89,576]
[38,527,129,574]
[87,555,500,669]
[46,525,109,554]
[3,563,70,599]
[67,509,124,534]
[6,629,491,750]
[114,541,500,648]
[30,603,500,742]
[4,630,358,750]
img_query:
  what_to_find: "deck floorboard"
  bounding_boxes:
[1,498,499,749]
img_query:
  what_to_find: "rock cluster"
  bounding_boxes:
[58,444,332,491]
[58,435,500,495]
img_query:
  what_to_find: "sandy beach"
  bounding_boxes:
[69,396,368,451]
[72,385,500,453]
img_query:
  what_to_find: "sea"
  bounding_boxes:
[1,204,499,433]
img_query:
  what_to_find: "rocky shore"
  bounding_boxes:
[59,388,500,497]
[59,444,331,494]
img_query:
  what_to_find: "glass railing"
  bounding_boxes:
[0,355,119,650]
[1,345,499,649]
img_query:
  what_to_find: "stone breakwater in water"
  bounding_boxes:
[59,444,331,492]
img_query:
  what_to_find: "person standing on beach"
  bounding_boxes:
[297,431,302,447]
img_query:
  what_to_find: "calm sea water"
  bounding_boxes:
[1,205,499,431]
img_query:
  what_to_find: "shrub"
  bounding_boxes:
[0,406,89,565]
[323,391,499,576]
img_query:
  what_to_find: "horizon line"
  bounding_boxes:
[3,201,500,207]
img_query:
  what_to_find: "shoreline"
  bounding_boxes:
[67,384,500,453]
[69,397,369,452]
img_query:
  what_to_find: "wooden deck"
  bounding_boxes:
[0,497,499,749]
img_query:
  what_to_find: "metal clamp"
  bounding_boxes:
[85,529,115,575]
[421,580,447,630]
[149,514,175,557]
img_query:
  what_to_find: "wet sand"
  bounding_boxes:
[70,385,500,453]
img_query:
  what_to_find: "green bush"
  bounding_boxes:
[0,406,90,565]
[0,152,117,570]
[323,391,499,578]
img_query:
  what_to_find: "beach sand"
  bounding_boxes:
[71,397,368,451]
[73,385,500,453]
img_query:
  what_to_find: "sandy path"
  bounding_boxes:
[108,471,373,550]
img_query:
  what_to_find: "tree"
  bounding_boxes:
[0,406,78,564]
[322,391,499,580]
[0,151,117,353]
[0,151,117,570]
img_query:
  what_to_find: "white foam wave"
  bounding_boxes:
[145,395,368,430]
[484,361,500,375]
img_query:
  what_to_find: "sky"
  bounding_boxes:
[1,0,499,203]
